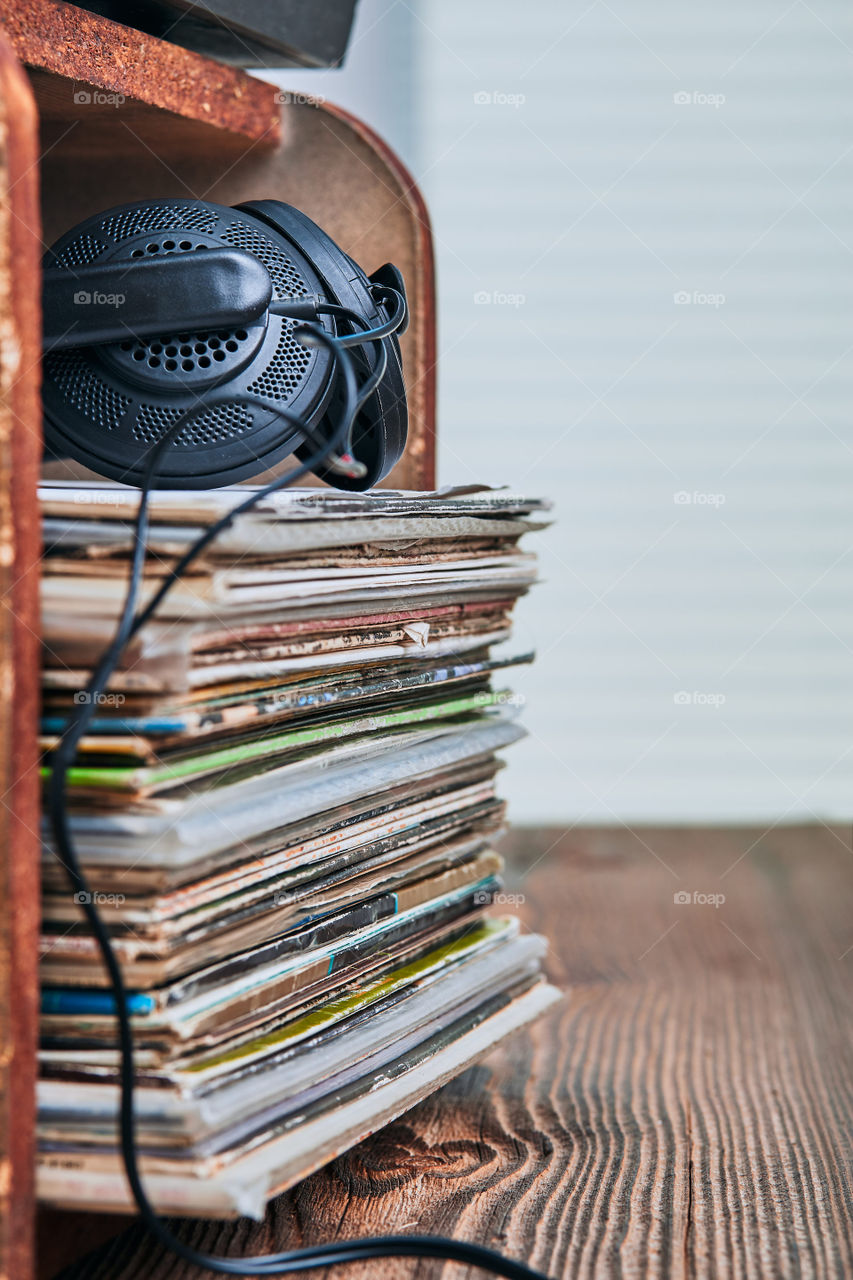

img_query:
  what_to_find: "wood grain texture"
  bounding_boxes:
[0,27,43,1280]
[0,0,281,145]
[45,825,853,1279]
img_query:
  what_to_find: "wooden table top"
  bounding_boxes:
[46,824,853,1279]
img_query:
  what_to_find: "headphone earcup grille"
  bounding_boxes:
[133,404,181,446]
[97,204,219,242]
[133,402,255,448]
[54,234,108,269]
[112,322,257,387]
[247,323,312,401]
[178,402,254,446]
[219,221,310,300]
[43,199,336,487]
[44,349,130,432]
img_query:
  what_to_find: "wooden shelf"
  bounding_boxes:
[0,0,281,147]
[0,33,43,1280]
[0,9,438,1276]
[0,1,435,492]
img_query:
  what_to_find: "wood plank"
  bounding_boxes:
[0,27,44,1280]
[0,0,281,146]
[44,825,853,1278]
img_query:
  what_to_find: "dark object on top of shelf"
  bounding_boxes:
[41,197,408,490]
[73,0,360,68]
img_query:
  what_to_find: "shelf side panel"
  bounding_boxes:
[0,27,43,1280]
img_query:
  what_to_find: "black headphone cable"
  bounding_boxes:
[44,320,553,1280]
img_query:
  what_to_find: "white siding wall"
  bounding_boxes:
[272,1,853,826]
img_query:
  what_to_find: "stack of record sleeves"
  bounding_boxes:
[36,482,560,1218]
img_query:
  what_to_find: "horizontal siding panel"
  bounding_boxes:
[421,0,853,822]
[273,0,853,824]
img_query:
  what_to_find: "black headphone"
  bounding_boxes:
[41,198,408,491]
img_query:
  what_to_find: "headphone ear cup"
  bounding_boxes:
[40,198,338,489]
[298,329,407,490]
[239,201,408,488]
